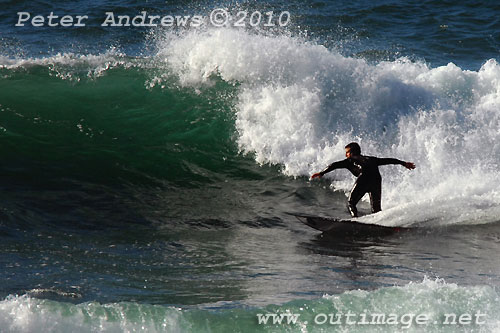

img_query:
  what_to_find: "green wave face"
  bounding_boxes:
[0,61,242,188]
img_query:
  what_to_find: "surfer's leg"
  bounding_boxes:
[369,182,382,213]
[348,181,367,217]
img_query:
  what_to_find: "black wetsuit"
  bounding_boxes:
[319,155,405,217]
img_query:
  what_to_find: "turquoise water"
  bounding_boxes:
[1,1,500,332]
[1,278,499,332]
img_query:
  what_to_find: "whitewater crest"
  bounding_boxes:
[158,26,500,226]
[1,277,499,332]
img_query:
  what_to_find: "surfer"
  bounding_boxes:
[311,142,415,217]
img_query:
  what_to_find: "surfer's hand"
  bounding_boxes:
[310,172,322,180]
[404,162,416,170]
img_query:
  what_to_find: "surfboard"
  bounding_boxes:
[288,213,404,235]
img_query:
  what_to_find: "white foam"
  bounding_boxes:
[2,278,499,332]
[158,27,500,227]
[323,277,500,332]
[0,295,185,333]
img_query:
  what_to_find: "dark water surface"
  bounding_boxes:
[1,0,499,331]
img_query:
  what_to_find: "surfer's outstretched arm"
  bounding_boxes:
[376,158,416,170]
[311,160,349,179]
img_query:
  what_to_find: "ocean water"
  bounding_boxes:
[1,0,500,332]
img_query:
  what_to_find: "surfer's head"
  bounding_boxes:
[345,142,361,158]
